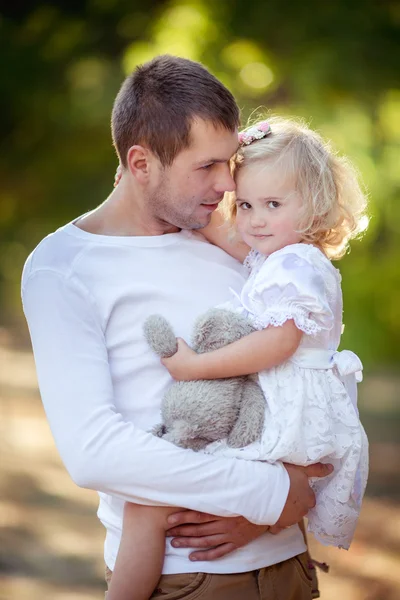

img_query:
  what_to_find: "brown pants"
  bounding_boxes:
[104,552,313,600]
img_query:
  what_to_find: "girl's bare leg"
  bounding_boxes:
[107,504,178,600]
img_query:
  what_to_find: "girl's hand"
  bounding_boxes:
[113,164,122,187]
[161,339,200,381]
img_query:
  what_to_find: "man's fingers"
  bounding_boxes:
[167,521,224,537]
[285,462,334,479]
[189,543,237,562]
[171,534,227,549]
[167,510,217,527]
[303,462,333,478]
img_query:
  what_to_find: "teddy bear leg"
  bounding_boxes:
[227,379,265,448]
[188,438,210,452]
[163,431,209,451]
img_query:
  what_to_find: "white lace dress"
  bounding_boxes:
[207,243,369,549]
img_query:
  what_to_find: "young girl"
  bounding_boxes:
[107,116,368,600]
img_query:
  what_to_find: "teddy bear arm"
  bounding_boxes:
[143,314,178,358]
[227,378,265,448]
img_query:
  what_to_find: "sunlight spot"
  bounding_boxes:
[358,215,370,233]
[240,62,274,91]
[222,40,265,69]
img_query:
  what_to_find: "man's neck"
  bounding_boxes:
[75,185,179,237]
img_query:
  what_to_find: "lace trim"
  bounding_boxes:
[243,249,262,273]
[251,307,323,336]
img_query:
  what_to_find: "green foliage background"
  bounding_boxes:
[1,0,399,369]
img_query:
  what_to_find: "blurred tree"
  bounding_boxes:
[0,0,399,367]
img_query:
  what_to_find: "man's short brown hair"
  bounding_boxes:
[111,55,240,167]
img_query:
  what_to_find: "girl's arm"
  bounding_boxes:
[162,320,302,381]
[202,209,250,263]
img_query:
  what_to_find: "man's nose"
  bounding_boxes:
[214,166,236,194]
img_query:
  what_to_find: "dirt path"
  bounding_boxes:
[1,344,399,600]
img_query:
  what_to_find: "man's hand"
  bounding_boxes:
[272,462,334,533]
[166,462,333,559]
[167,512,268,561]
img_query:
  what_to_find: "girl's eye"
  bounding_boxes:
[238,202,252,210]
[267,200,280,209]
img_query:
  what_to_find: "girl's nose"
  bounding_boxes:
[250,213,266,228]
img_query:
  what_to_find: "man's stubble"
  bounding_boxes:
[147,173,209,231]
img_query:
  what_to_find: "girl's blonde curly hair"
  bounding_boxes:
[223,116,369,260]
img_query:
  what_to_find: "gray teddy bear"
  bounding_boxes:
[144,308,265,452]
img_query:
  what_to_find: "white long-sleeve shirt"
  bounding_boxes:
[21,220,305,574]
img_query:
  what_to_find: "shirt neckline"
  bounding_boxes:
[63,221,194,248]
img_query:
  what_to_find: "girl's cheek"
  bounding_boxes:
[236,217,247,236]
[235,213,243,228]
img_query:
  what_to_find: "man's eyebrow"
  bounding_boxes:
[195,157,233,166]
[195,145,240,166]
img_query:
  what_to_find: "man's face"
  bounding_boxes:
[146,119,239,230]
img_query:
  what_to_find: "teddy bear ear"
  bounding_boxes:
[192,308,256,351]
[191,309,221,349]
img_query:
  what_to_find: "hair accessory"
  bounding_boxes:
[238,121,271,146]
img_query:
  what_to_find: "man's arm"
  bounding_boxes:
[165,462,332,561]
[22,267,288,525]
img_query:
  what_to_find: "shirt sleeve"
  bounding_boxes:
[245,250,334,335]
[21,267,289,526]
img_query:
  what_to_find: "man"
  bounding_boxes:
[22,55,330,599]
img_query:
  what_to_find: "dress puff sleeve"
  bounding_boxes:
[243,245,335,336]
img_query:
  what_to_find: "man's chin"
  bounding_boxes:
[190,222,209,230]
[176,223,206,232]
[177,215,211,231]
[162,208,212,232]
[193,211,214,229]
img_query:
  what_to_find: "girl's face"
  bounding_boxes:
[235,161,303,255]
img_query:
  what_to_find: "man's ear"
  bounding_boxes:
[126,145,154,184]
